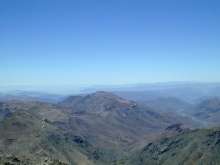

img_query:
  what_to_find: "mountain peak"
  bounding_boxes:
[59,91,137,114]
[92,91,114,96]
[87,91,121,99]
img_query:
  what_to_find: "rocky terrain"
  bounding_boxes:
[0,91,220,164]
[119,127,220,165]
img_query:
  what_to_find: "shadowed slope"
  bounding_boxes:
[118,127,220,165]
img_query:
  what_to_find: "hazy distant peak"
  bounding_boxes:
[93,91,114,95]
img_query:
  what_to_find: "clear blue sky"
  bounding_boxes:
[1,0,220,87]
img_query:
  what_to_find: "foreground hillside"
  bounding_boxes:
[0,101,96,165]
[119,127,220,165]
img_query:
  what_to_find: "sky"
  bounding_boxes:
[1,0,220,89]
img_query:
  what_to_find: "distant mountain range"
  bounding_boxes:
[0,90,65,103]
[2,82,220,102]
[83,82,220,103]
